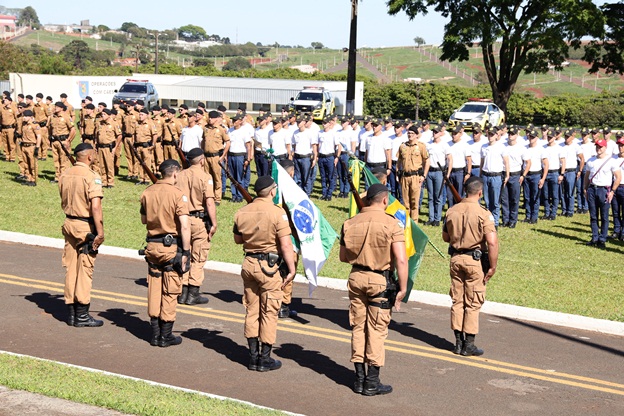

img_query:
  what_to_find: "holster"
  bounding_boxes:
[77,233,98,255]
[369,270,396,310]
[172,247,190,275]
[481,252,491,275]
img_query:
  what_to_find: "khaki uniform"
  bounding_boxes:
[444,200,496,334]
[202,125,230,203]
[1,104,18,162]
[175,165,214,286]
[233,199,291,345]
[59,162,103,305]
[340,206,404,367]
[162,118,182,161]
[95,119,122,186]
[177,114,189,128]
[113,109,125,173]
[16,113,27,175]
[81,114,96,145]
[140,182,189,321]
[134,119,158,182]
[50,113,74,181]
[64,102,75,122]
[33,102,50,157]
[20,120,41,182]
[398,141,429,222]
[123,110,138,176]
[151,115,165,169]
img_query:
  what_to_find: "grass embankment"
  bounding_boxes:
[1,154,623,322]
[0,354,284,416]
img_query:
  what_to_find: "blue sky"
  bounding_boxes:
[6,0,448,48]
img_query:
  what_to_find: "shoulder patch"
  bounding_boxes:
[208,179,213,185]
[182,195,188,202]
[94,178,102,185]
[488,214,494,221]
[282,214,288,221]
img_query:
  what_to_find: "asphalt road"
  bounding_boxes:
[0,241,623,416]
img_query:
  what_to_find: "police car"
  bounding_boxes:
[448,99,505,130]
[113,79,159,110]
[289,87,336,121]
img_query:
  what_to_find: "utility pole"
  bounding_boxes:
[346,0,358,115]
[151,31,160,74]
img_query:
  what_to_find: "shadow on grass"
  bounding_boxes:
[274,343,353,390]
[209,289,242,304]
[499,317,624,358]
[181,328,249,369]
[99,308,152,345]
[329,204,349,213]
[24,292,67,325]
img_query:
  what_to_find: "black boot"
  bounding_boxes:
[158,320,182,347]
[247,337,260,371]
[353,362,366,394]
[185,285,209,305]
[177,285,189,304]
[278,303,290,319]
[257,343,282,372]
[453,330,464,355]
[66,303,75,326]
[363,365,393,396]
[73,303,103,327]
[149,317,160,346]
[460,333,484,356]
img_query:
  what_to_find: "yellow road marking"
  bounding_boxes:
[1,273,623,396]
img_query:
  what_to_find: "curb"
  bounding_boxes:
[1,230,623,337]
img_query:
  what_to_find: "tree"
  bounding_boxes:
[413,36,425,46]
[60,40,92,70]
[311,42,324,50]
[222,57,251,72]
[178,24,207,42]
[120,22,138,32]
[96,24,110,33]
[17,6,40,28]
[387,0,604,112]
[0,41,33,78]
[583,2,624,75]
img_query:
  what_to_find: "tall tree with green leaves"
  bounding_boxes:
[60,40,92,70]
[178,24,207,42]
[387,0,604,111]
[17,6,40,29]
[582,1,624,75]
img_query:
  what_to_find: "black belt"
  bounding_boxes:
[82,134,95,140]
[20,142,36,147]
[548,169,560,173]
[294,153,311,159]
[228,152,246,157]
[340,151,348,156]
[146,234,178,246]
[319,153,335,158]
[403,169,423,177]
[204,151,220,157]
[97,143,115,150]
[123,133,133,138]
[428,167,442,172]
[162,140,177,146]
[367,162,386,168]
[189,210,207,219]
[51,135,68,142]
[451,167,466,172]
[528,170,543,175]
[66,215,94,224]
[134,142,151,148]
[449,247,478,256]
[1,124,16,129]
[589,184,608,189]
[565,168,577,172]
[38,121,47,127]
[351,264,391,278]
[509,171,522,177]
[274,154,288,160]
[482,171,502,177]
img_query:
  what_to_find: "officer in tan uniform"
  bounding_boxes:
[175,148,217,305]
[177,104,189,127]
[162,108,182,161]
[122,102,138,179]
[1,96,18,162]
[202,110,230,205]
[15,103,28,180]
[233,176,296,372]
[80,104,97,145]
[140,159,191,347]
[50,102,76,183]
[398,124,430,223]
[442,176,499,356]
[112,101,125,176]
[60,93,74,122]
[19,110,42,186]
[134,108,159,185]
[59,143,105,327]
[95,108,122,188]
[33,93,50,160]
[151,106,165,171]
[340,183,408,396]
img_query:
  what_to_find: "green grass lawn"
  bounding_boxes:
[13,31,123,53]
[1,149,623,322]
[0,354,284,416]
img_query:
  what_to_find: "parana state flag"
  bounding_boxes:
[272,160,338,295]
[348,158,429,302]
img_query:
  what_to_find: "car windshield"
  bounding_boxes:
[119,84,147,93]
[458,104,487,113]
[296,92,323,101]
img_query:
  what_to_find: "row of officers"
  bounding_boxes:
[58,138,499,397]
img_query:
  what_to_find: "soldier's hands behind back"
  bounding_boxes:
[281,272,295,290]
[92,234,105,251]
[394,290,406,312]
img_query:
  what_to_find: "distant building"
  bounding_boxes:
[171,39,222,51]
[42,19,94,34]
[0,14,17,39]
[289,65,319,74]
[113,57,140,67]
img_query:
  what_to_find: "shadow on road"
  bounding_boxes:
[274,343,353,390]
[390,320,455,351]
[209,289,242,304]
[289,299,351,331]
[99,308,152,345]
[499,317,624,357]
[134,278,148,288]
[24,292,67,324]
[181,328,249,369]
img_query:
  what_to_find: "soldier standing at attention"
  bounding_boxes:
[33,93,50,160]
[233,176,296,372]
[134,109,159,185]
[59,143,105,327]
[397,124,430,223]
[80,104,97,145]
[202,111,230,206]
[1,96,18,162]
[162,108,182,161]
[340,183,407,396]
[140,159,191,347]
[443,176,498,356]
[175,148,217,305]
[60,93,74,123]
[19,109,42,186]
[95,109,122,188]
[50,102,76,183]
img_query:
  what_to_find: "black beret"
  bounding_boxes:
[180,104,188,110]
[167,108,176,114]
[85,96,93,101]
[197,102,206,108]
[36,93,43,98]
[139,108,149,114]
[217,105,227,112]
[370,166,387,175]
[102,108,112,115]
[17,102,27,108]
[136,99,145,106]
[158,159,181,174]
[22,110,33,117]
[196,108,204,115]
[366,183,388,200]
[208,110,220,119]
[74,143,93,154]
[18,93,24,98]
[98,102,107,107]
[152,105,161,112]
[25,95,33,100]
[408,126,420,134]
[46,96,52,101]
[55,101,66,110]
[4,96,12,102]
[85,103,95,110]
[60,93,67,98]
[254,176,275,193]
[279,159,295,169]
[161,104,169,110]
[187,147,204,160]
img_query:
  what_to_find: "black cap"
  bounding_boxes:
[139,108,149,114]
[257,116,266,122]
[85,103,95,110]
[366,183,388,200]
[370,166,387,175]
[508,127,519,135]
[451,126,463,135]
[85,96,93,101]
[208,110,220,119]
[180,104,188,110]
[231,115,242,122]
[60,93,67,98]
[217,105,227,112]
[187,148,204,160]
[55,101,66,110]
[473,125,482,133]
[136,99,145,106]
[254,176,275,193]
[101,108,112,115]
[158,159,181,174]
[408,126,420,134]
[22,110,33,117]
[74,142,93,154]
[36,93,43,98]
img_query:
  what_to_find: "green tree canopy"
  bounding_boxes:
[311,42,324,49]
[178,24,207,42]
[120,22,138,32]
[60,40,91,70]
[222,57,251,72]
[413,36,425,46]
[387,0,604,111]
[17,6,40,28]
[583,1,624,75]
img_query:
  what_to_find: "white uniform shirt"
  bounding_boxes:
[317,129,339,155]
[503,143,527,172]
[180,124,204,152]
[427,141,450,168]
[580,141,596,166]
[524,146,546,173]
[481,141,506,173]
[560,142,583,170]
[254,125,271,151]
[268,128,290,156]
[606,139,618,157]
[420,129,433,145]
[358,128,373,152]
[388,133,408,161]
[467,137,486,166]
[586,156,619,186]
[293,128,317,155]
[366,134,392,164]
[543,144,564,171]
[448,140,470,169]
[339,127,357,153]
[228,126,252,153]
